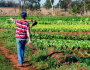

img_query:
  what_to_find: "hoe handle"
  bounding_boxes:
[6,19,36,22]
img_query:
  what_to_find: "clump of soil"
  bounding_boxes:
[47,51,64,59]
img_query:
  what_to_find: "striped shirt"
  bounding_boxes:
[12,19,30,40]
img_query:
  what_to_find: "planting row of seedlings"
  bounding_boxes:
[0,16,90,21]
[1,16,90,26]
[1,23,90,32]
[31,32,90,40]
[31,24,90,32]
[2,20,90,25]
[38,20,90,25]
[30,38,90,51]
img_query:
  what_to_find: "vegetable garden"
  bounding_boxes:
[0,16,90,70]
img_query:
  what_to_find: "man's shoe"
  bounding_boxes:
[18,65,23,67]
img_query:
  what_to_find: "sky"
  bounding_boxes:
[40,0,59,6]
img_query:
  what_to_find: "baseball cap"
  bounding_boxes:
[21,12,27,17]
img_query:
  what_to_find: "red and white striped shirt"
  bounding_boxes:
[13,19,30,40]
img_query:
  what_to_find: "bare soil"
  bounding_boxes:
[0,46,36,70]
[47,51,64,59]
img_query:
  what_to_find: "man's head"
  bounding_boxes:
[21,12,27,19]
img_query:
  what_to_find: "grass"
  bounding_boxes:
[0,53,15,70]
[0,29,90,70]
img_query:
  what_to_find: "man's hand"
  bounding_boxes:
[27,30,31,45]
[28,40,31,44]
[10,18,13,21]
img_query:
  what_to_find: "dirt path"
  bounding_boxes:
[0,46,36,70]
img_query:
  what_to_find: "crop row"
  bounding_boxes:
[30,32,90,40]
[1,29,90,50]
[31,24,90,32]
[1,23,90,32]
[37,20,90,25]
[1,17,90,25]
[0,16,90,21]
[31,38,90,50]
[2,19,90,25]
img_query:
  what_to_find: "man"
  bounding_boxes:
[10,12,31,66]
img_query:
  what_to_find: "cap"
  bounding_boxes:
[21,12,27,17]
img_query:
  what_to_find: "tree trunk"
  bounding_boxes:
[19,0,21,11]
[50,0,56,15]
[52,5,54,15]
[59,2,60,10]
[59,0,61,10]
[84,0,85,15]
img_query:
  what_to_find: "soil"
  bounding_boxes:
[77,67,88,70]
[28,45,38,54]
[72,49,85,54]
[0,29,37,70]
[0,46,36,70]
[47,51,64,59]
[47,48,89,70]
[32,31,90,36]
[0,28,4,31]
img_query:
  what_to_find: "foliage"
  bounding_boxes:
[43,0,52,9]
[30,32,90,40]
[22,0,41,11]
[0,1,19,7]
[0,0,41,11]
[55,0,71,11]
[71,0,90,14]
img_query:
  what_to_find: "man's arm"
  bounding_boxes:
[10,18,16,24]
[27,30,31,44]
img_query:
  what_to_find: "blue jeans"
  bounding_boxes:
[16,40,26,65]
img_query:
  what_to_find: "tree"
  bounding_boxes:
[50,0,56,15]
[71,0,90,15]
[71,3,82,14]
[17,0,41,11]
[18,0,22,11]
[63,0,71,11]
[55,0,71,11]
[43,0,52,9]
[59,0,62,10]
[84,0,90,14]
